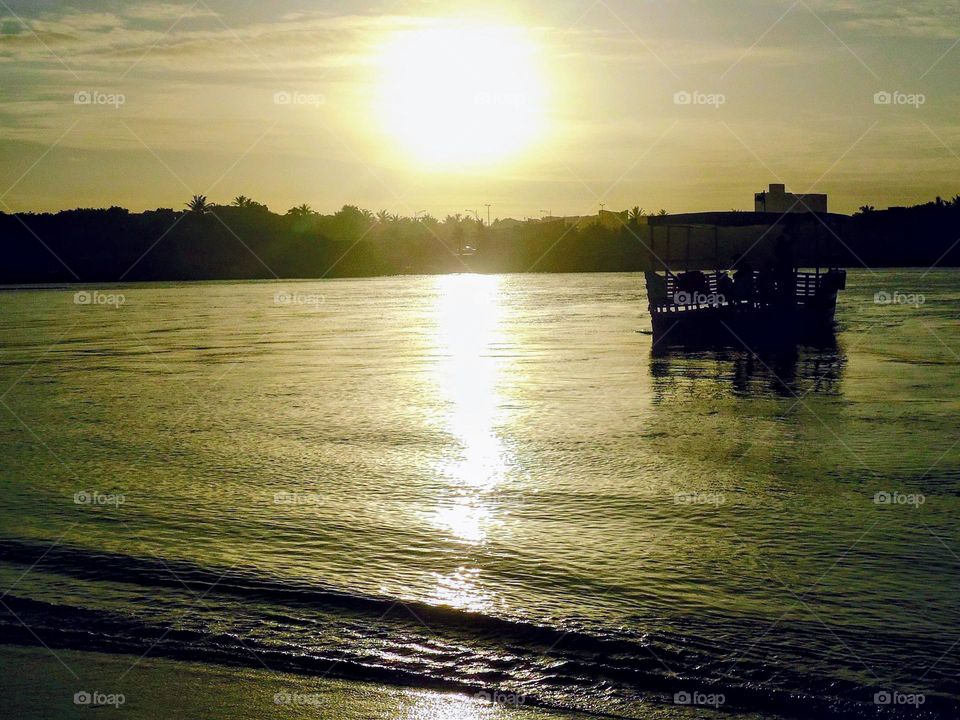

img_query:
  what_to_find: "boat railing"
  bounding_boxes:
[650,270,843,314]
[795,272,820,299]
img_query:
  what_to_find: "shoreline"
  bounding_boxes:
[0,265,957,292]
[0,644,760,720]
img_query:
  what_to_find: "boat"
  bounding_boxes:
[643,221,846,348]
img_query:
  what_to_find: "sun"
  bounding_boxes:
[377,23,546,169]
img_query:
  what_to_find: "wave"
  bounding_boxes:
[0,538,953,719]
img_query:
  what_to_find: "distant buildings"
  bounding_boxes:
[754,183,828,214]
[526,211,627,230]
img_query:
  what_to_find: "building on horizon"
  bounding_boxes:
[754,183,828,213]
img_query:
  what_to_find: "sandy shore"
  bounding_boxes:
[0,644,755,720]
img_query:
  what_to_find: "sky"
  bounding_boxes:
[0,0,958,217]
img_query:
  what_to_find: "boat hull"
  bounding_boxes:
[650,294,840,349]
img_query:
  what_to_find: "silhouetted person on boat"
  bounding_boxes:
[645,270,668,305]
[774,236,797,307]
[677,270,708,296]
[716,271,735,302]
[758,261,778,305]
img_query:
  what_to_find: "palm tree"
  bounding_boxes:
[857,205,876,215]
[232,196,254,208]
[376,210,392,225]
[628,206,644,222]
[186,194,209,214]
[288,203,314,217]
[657,209,668,216]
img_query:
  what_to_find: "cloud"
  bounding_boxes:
[0,9,426,75]
[121,2,219,23]
[9,2,940,87]
[28,11,125,33]
[841,15,959,40]
[2,18,24,35]
[808,0,960,39]
[554,26,813,71]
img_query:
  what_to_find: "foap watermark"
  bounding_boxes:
[873,290,927,308]
[74,490,126,507]
[674,90,725,108]
[675,492,726,507]
[874,290,925,308]
[674,291,724,307]
[274,91,325,108]
[873,491,925,509]
[274,291,325,309]
[674,690,725,709]
[74,290,125,308]
[273,491,323,506]
[874,690,925,707]
[273,691,324,707]
[874,91,925,109]
[74,691,125,708]
[474,690,526,708]
[74,90,125,108]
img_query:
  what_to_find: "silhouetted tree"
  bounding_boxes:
[2,194,957,284]
[287,204,314,218]
[186,195,210,214]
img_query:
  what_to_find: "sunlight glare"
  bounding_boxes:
[377,23,546,168]
[427,275,516,549]
[429,566,493,613]
[433,274,508,492]
[401,689,492,720]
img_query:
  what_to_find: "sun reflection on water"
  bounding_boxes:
[433,274,509,488]
[401,690,494,720]
[429,566,493,613]
[427,274,514,611]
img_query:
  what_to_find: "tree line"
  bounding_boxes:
[0,194,957,283]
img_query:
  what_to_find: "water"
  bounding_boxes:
[0,270,958,718]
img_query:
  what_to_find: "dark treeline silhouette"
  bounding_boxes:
[846,196,960,266]
[1,195,957,284]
